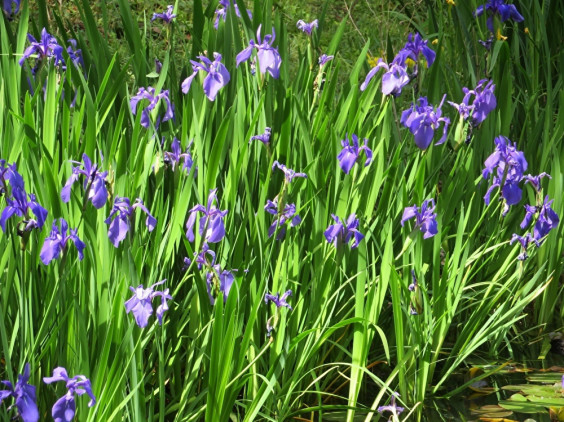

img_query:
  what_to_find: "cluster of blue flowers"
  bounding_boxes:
[1,364,95,422]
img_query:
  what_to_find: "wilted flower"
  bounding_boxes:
[449,79,496,126]
[104,197,157,247]
[474,0,524,32]
[237,25,282,79]
[324,213,364,249]
[265,198,302,239]
[265,290,293,310]
[181,53,230,101]
[19,28,65,73]
[360,55,410,96]
[43,367,95,422]
[152,5,176,23]
[214,0,252,29]
[337,134,373,174]
[400,95,450,149]
[296,19,318,35]
[483,136,527,213]
[401,199,438,239]
[125,279,172,327]
[398,32,436,68]
[185,189,228,243]
[0,186,48,233]
[378,392,405,420]
[0,160,23,195]
[0,363,39,422]
[272,161,307,184]
[40,219,86,265]
[318,54,334,66]
[520,196,560,243]
[249,127,272,145]
[163,138,196,174]
[61,153,108,209]
[130,86,174,129]
[510,233,539,260]
[206,264,235,305]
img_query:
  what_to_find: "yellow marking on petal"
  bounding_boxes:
[405,57,416,68]
[496,28,507,41]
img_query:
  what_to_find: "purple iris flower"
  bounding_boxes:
[206,264,235,305]
[520,196,560,243]
[43,367,95,422]
[130,87,174,129]
[236,25,282,79]
[265,198,302,240]
[265,290,293,310]
[0,363,39,422]
[296,19,318,35]
[163,138,196,174]
[0,160,23,194]
[474,0,524,32]
[19,28,65,72]
[337,134,373,174]
[182,53,230,101]
[104,197,157,247]
[523,172,550,192]
[401,199,438,239]
[249,127,271,145]
[125,279,172,327]
[185,189,228,243]
[360,55,410,96]
[449,79,496,126]
[152,5,176,23]
[214,0,252,29]
[377,392,405,419]
[400,95,450,149]
[398,32,436,68]
[2,0,20,17]
[318,54,334,66]
[510,233,539,260]
[483,136,527,213]
[0,187,48,233]
[66,39,84,69]
[61,153,108,209]
[272,161,307,184]
[40,219,86,265]
[324,214,365,249]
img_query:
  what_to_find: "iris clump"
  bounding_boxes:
[61,153,108,209]
[0,363,39,422]
[125,280,172,327]
[400,95,450,149]
[360,32,435,96]
[43,367,96,422]
[401,199,438,239]
[104,197,157,247]
[448,79,497,126]
[296,19,318,35]
[19,28,65,73]
[337,134,373,174]
[151,5,176,23]
[482,136,527,215]
[264,198,301,240]
[237,25,282,79]
[182,53,230,101]
[324,214,364,249]
[130,86,174,129]
[474,0,524,32]
[214,0,252,29]
[185,189,228,243]
[40,219,86,265]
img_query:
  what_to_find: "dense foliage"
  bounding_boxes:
[1,0,563,421]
